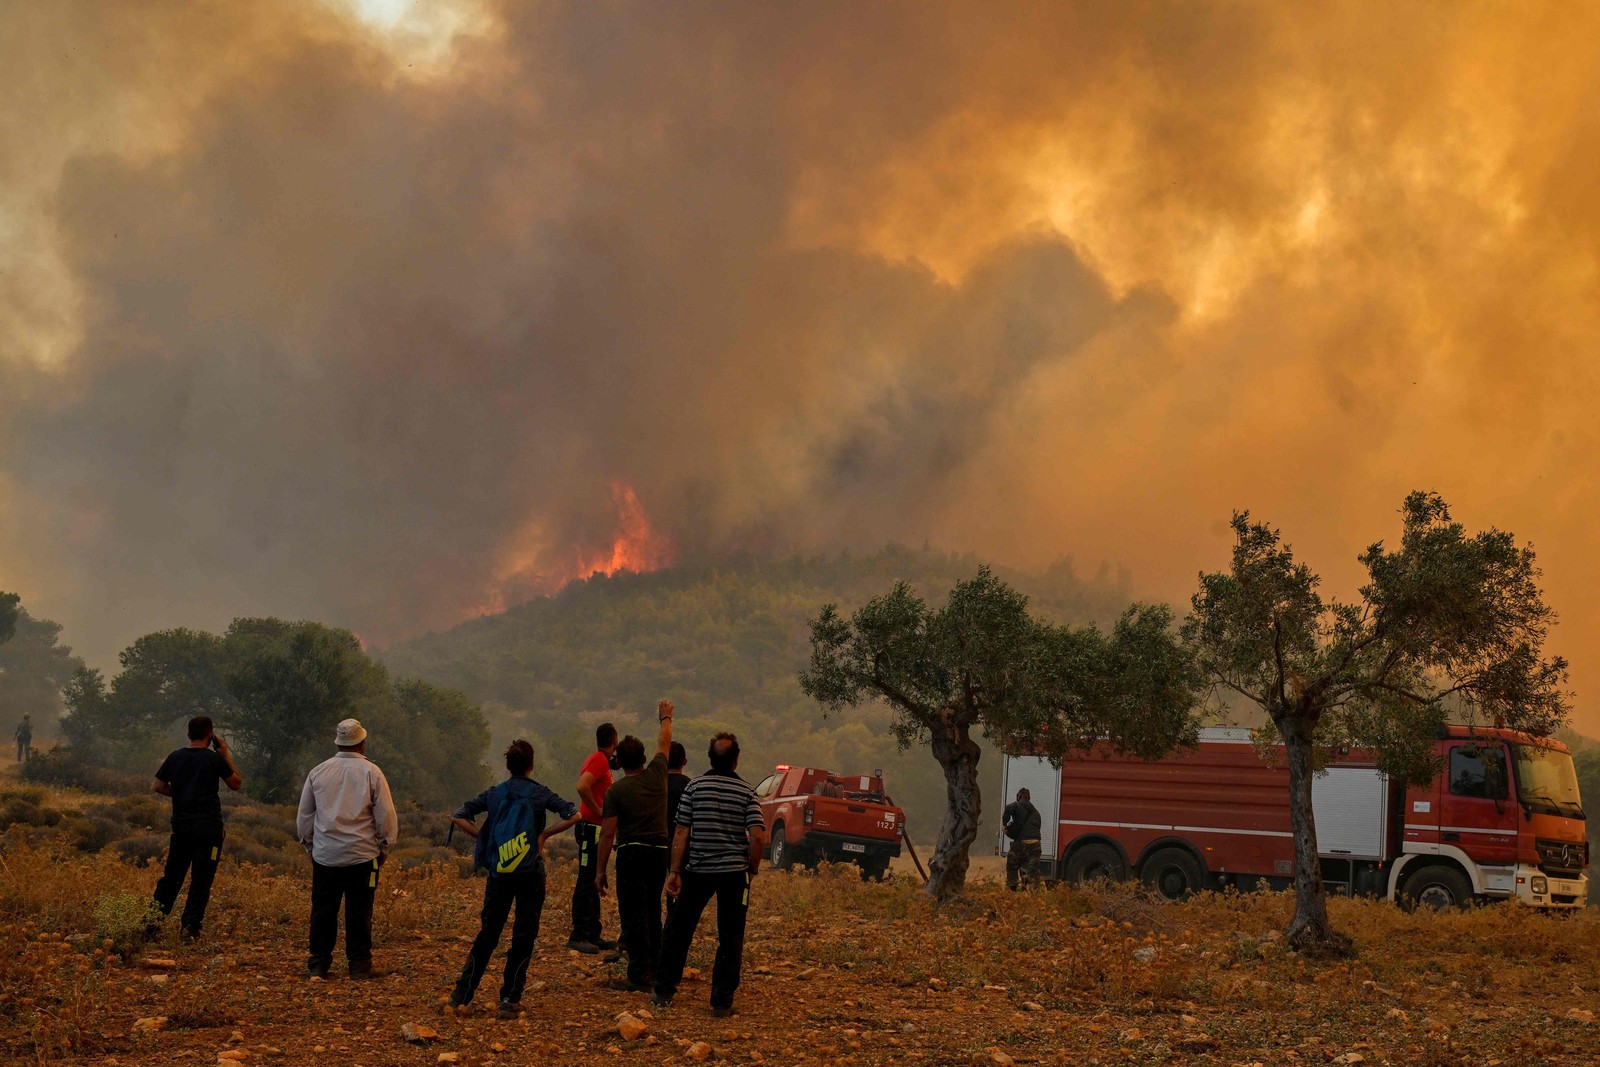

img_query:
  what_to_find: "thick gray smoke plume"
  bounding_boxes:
[4,2,1600,734]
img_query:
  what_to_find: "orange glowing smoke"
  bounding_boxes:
[470,482,674,619]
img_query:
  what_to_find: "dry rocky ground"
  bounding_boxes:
[2,833,1599,1067]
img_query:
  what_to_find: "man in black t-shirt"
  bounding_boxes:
[595,700,674,991]
[151,715,243,940]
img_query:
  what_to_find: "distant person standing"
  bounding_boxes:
[150,715,242,941]
[296,718,399,980]
[14,713,31,762]
[1002,787,1042,891]
[567,723,619,954]
[595,700,674,991]
[448,739,580,1017]
[653,732,766,1017]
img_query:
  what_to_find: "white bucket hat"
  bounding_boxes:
[335,718,368,746]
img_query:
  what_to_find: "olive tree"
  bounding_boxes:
[1183,493,1568,953]
[801,567,1201,901]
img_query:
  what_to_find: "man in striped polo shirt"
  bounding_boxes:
[652,731,766,1017]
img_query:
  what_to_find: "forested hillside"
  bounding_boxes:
[382,546,1139,845]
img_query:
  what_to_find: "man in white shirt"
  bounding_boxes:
[296,718,399,979]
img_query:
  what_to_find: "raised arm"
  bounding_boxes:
[214,734,243,792]
[656,699,674,757]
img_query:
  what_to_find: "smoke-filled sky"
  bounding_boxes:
[3,1,1599,731]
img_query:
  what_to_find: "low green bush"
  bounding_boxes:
[92,891,160,954]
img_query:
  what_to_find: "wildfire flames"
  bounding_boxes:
[470,483,673,619]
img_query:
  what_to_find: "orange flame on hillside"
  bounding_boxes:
[469,482,673,619]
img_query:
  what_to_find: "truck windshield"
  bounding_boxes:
[1512,745,1585,819]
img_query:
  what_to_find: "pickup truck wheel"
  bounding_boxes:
[770,824,794,870]
[1141,847,1204,901]
[1401,864,1473,910]
[1064,843,1126,885]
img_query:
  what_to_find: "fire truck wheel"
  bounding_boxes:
[1140,847,1205,901]
[1401,864,1473,910]
[771,824,794,870]
[1063,843,1127,885]
[859,859,889,882]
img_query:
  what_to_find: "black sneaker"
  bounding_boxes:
[710,1005,736,1019]
[594,937,618,950]
[307,965,329,980]
[497,999,521,1020]
[565,939,599,955]
[650,994,673,1009]
[349,966,380,980]
[448,990,470,1010]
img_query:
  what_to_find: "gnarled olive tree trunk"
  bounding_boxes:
[925,711,982,902]
[1281,719,1354,955]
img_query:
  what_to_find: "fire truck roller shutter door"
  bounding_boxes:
[1000,756,1061,859]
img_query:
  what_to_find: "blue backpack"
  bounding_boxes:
[487,780,537,876]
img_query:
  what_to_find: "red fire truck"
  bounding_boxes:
[1000,725,1588,908]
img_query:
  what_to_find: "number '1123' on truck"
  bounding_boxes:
[1002,725,1588,908]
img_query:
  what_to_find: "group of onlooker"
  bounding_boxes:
[146,700,766,1018]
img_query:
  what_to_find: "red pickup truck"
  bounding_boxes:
[753,765,905,880]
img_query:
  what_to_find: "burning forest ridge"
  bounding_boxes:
[467,482,674,624]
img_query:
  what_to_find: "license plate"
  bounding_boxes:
[842,843,866,853]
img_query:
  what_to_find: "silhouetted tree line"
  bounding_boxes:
[61,619,489,808]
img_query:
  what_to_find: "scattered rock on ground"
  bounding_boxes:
[685,1040,713,1061]
[617,1012,649,1041]
[132,1017,168,1033]
[401,1023,440,1044]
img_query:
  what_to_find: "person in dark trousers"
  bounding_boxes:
[448,739,580,1017]
[296,718,399,979]
[14,713,31,762]
[653,731,766,1017]
[664,740,689,926]
[1002,787,1042,890]
[596,700,674,991]
[150,715,242,940]
[567,722,618,954]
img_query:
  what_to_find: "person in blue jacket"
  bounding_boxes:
[448,739,580,1017]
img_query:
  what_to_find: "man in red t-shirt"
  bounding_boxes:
[566,722,618,953]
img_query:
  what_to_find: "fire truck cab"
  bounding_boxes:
[1000,725,1588,908]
